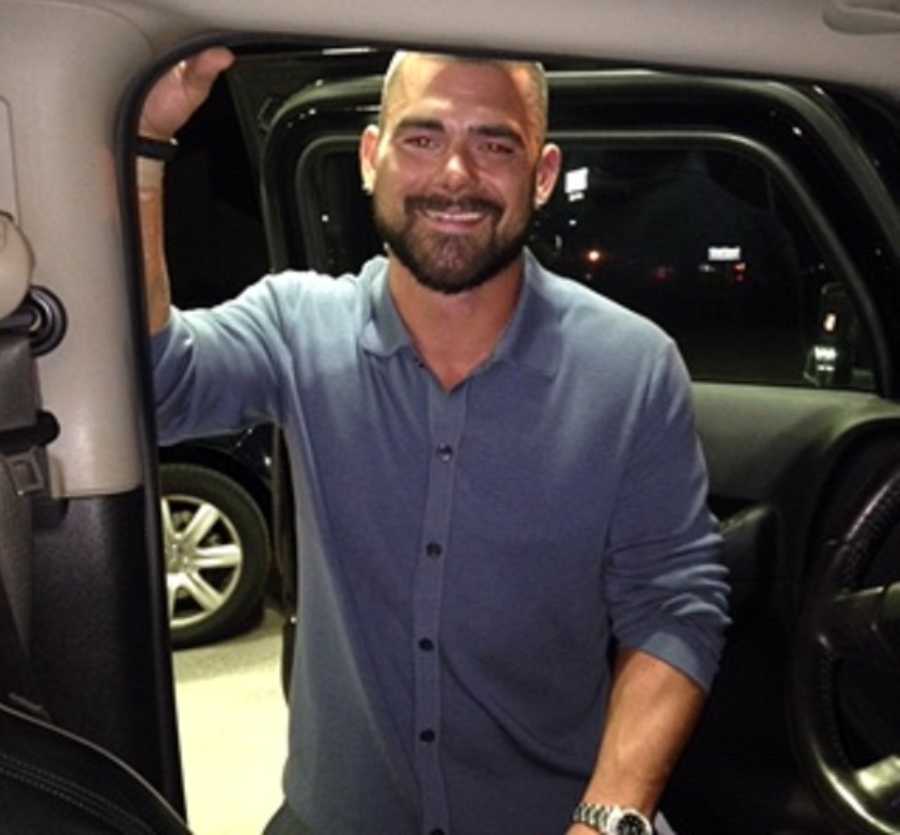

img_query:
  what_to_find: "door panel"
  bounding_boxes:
[31,490,184,811]
[679,385,900,832]
[696,386,897,503]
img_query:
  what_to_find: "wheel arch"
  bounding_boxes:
[157,443,272,526]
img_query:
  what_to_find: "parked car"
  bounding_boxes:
[1,2,900,835]
[158,427,272,647]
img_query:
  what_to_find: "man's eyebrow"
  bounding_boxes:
[394,117,446,133]
[392,118,526,148]
[470,124,525,148]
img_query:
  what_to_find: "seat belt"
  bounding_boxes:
[0,342,58,716]
[0,212,59,718]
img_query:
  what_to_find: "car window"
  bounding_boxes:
[293,137,876,391]
[532,143,871,389]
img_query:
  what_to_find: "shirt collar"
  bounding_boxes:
[359,250,561,379]
[490,249,561,379]
[359,256,412,358]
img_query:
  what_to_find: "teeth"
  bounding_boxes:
[424,208,484,222]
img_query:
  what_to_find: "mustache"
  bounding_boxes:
[405,194,503,217]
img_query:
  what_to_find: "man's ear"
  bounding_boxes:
[533,142,562,208]
[359,124,381,194]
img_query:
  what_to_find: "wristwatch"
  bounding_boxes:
[571,802,654,835]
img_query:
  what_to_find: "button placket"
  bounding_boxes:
[411,382,467,835]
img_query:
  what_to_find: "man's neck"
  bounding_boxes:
[388,255,525,391]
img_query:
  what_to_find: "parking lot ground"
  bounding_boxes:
[173,606,288,835]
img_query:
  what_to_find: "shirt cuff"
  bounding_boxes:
[623,625,725,692]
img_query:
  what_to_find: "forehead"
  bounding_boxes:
[383,56,535,135]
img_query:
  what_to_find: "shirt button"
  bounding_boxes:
[425,542,443,558]
[419,729,436,742]
[436,444,453,462]
[418,638,435,651]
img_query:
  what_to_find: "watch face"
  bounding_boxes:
[616,812,651,835]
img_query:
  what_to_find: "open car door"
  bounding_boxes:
[227,49,900,835]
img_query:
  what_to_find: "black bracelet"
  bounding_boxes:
[136,135,178,162]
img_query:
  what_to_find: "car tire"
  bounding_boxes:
[160,462,270,648]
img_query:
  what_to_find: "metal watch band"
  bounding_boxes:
[571,802,653,835]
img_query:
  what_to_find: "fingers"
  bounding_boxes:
[179,47,236,92]
[139,46,235,141]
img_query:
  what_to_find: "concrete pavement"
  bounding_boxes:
[173,607,288,835]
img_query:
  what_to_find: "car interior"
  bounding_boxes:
[1,1,900,833]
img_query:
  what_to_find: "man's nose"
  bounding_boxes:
[438,145,478,189]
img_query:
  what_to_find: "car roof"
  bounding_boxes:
[61,0,900,98]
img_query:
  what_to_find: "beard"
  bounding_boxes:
[373,190,534,295]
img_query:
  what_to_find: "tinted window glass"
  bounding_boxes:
[296,140,874,390]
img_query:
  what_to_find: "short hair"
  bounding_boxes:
[378,50,549,143]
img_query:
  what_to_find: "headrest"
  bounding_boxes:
[0,213,32,320]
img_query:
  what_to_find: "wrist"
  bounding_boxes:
[571,802,654,835]
[136,135,178,162]
[136,157,164,191]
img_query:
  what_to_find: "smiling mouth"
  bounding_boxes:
[422,207,488,224]
[408,196,502,230]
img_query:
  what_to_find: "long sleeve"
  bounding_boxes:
[604,340,730,690]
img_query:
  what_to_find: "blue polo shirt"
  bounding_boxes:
[152,251,729,835]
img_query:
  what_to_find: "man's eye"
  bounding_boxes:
[483,141,514,155]
[405,136,436,149]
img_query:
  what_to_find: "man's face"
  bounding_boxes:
[360,56,560,294]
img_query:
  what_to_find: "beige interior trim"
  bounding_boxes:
[0,0,153,497]
[0,215,31,319]
[825,0,900,34]
[79,0,900,98]
[0,99,18,222]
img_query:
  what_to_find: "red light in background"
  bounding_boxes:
[653,265,675,283]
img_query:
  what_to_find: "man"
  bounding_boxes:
[139,47,729,835]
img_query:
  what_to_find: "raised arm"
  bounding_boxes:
[136,47,235,334]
